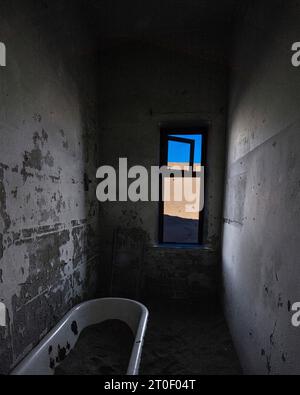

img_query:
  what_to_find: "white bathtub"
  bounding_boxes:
[11,298,149,375]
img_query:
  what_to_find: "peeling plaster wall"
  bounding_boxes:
[98,42,228,300]
[223,1,300,374]
[0,1,101,374]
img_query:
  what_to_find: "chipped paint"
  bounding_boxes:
[0,0,101,373]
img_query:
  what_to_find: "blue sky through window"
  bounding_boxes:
[168,134,202,164]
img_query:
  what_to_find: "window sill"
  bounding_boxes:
[152,243,215,251]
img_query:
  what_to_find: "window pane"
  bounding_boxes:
[170,134,202,164]
[168,140,191,165]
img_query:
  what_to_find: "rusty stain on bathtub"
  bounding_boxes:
[71,321,78,336]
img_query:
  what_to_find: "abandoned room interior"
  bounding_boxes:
[0,0,300,376]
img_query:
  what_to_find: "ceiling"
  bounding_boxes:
[88,0,239,39]
[8,0,241,61]
[85,0,241,60]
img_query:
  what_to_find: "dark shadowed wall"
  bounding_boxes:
[97,41,228,301]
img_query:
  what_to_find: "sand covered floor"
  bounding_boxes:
[140,301,242,375]
[55,320,134,375]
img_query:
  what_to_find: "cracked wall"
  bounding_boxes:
[223,1,300,374]
[0,0,101,374]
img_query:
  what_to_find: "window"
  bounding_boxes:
[159,127,207,244]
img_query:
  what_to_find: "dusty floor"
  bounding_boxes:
[140,301,242,375]
[55,320,134,375]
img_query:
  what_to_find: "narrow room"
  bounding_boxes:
[0,0,300,377]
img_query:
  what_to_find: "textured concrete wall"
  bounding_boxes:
[0,1,101,373]
[223,1,300,374]
[98,42,228,300]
